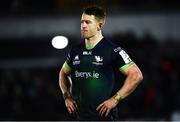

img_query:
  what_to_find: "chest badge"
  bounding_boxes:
[73,55,80,65]
[92,56,103,65]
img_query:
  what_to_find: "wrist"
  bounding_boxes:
[113,92,123,104]
[63,92,72,100]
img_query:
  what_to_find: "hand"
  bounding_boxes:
[65,97,79,115]
[96,98,118,117]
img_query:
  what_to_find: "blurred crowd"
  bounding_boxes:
[0,32,180,120]
[112,32,180,120]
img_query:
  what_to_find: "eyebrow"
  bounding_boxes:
[81,20,92,23]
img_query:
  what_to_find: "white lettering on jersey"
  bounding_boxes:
[75,70,99,79]
[119,50,132,64]
[83,51,92,55]
[114,47,121,52]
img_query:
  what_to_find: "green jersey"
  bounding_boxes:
[66,38,134,120]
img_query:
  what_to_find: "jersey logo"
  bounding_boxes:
[75,70,99,79]
[119,50,132,64]
[74,55,79,60]
[83,51,92,55]
[93,56,103,65]
[95,56,103,62]
[73,55,80,65]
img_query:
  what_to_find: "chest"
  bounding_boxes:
[72,50,111,70]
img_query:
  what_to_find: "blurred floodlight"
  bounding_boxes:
[51,36,68,49]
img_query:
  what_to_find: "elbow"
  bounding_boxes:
[136,71,143,84]
[131,70,143,85]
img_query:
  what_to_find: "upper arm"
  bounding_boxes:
[120,63,143,81]
[112,46,143,80]
[61,47,74,75]
[60,61,73,76]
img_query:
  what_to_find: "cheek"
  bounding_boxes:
[89,28,97,35]
[90,26,98,32]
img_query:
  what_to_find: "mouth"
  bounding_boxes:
[81,30,88,32]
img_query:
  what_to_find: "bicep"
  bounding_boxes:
[120,63,143,84]
[120,63,142,76]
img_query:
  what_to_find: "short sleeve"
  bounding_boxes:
[112,46,134,71]
[65,48,74,70]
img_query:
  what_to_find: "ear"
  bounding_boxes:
[97,23,103,31]
[99,23,103,29]
[99,19,105,29]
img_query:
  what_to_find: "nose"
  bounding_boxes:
[81,22,87,28]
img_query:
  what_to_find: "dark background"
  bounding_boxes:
[0,0,180,120]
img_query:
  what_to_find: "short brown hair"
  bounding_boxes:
[82,5,106,21]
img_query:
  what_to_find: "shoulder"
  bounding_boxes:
[103,38,123,52]
[69,41,84,53]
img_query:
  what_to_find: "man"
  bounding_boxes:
[59,6,143,120]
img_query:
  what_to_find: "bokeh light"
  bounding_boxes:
[51,36,68,49]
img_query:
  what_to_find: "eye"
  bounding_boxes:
[81,20,92,24]
[86,20,92,24]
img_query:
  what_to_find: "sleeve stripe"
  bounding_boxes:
[119,61,134,71]
[64,61,72,71]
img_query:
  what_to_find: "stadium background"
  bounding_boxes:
[0,0,180,120]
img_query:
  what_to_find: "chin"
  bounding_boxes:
[81,35,89,39]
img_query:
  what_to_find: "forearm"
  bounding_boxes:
[117,71,143,100]
[59,70,72,95]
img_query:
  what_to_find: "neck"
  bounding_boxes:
[85,32,103,47]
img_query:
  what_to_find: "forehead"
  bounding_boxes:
[81,13,96,21]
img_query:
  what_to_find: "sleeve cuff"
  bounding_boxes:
[119,61,134,71]
[64,61,73,71]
